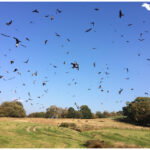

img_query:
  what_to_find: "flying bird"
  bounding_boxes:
[105,72,110,75]
[28,92,31,97]
[51,16,54,21]
[13,68,18,72]
[18,72,21,76]
[13,37,21,47]
[6,20,12,26]
[34,71,37,76]
[147,58,150,61]
[1,33,10,37]
[32,9,39,13]
[45,15,49,18]
[22,83,26,86]
[53,65,57,68]
[55,33,60,37]
[128,24,132,26]
[119,10,124,18]
[66,38,70,42]
[24,59,29,64]
[94,8,99,11]
[138,38,144,41]
[90,21,95,27]
[26,37,30,41]
[140,33,143,37]
[56,9,62,13]
[71,62,79,70]
[119,88,123,94]
[93,62,96,67]
[125,68,129,73]
[10,60,14,64]
[98,85,102,89]
[21,44,26,48]
[42,82,46,86]
[85,28,92,32]
[44,40,48,44]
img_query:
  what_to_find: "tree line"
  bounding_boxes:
[0,97,150,125]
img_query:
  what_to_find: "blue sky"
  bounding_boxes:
[0,2,150,114]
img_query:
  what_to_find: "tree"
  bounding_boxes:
[103,111,110,118]
[75,110,82,118]
[67,107,76,118]
[96,111,104,118]
[123,97,150,125]
[61,108,68,118]
[0,101,26,117]
[28,112,46,118]
[80,105,93,119]
[45,105,63,118]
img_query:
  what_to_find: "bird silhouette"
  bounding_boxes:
[85,28,92,32]
[56,9,62,14]
[119,10,124,18]
[32,9,39,13]
[119,88,123,94]
[94,8,99,11]
[6,20,12,26]
[13,37,21,47]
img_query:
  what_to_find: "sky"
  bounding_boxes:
[0,2,150,114]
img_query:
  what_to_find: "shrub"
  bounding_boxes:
[59,122,77,128]
[59,122,81,132]
[84,140,105,148]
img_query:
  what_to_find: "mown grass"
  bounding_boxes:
[0,118,150,148]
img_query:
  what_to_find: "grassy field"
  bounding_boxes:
[0,117,150,148]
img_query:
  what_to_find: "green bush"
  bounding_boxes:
[59,122,77,128]
[59,122,81,132]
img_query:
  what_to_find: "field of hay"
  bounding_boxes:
[0,117,150,148]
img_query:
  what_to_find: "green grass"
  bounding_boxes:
[0,119,150,148]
